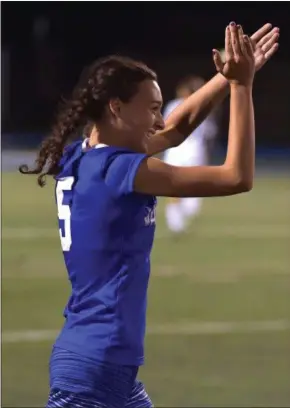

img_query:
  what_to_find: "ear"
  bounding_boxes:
[108,98,122,117]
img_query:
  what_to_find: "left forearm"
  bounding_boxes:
[166,73,228,143]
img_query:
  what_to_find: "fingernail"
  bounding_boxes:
[237,24,241,29]
[230,21,235,26]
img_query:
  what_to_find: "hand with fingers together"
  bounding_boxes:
[218,23,279,71]
[213,22,255,87]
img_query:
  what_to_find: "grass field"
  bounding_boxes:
[2,171,290,407]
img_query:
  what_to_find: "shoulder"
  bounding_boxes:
[82,146,146,173]
[81,147,149,198]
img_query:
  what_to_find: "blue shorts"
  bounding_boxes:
[47,347,153,408]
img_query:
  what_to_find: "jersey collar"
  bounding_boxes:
[82,138,108,150]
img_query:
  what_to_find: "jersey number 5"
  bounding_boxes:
[56,177,74,251]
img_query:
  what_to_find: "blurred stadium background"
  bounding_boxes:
[2,2,290,407]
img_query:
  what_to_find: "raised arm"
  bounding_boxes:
[134,24,256,197]
[146,23,279,156]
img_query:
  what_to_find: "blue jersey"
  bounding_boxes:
[54,140,156,366]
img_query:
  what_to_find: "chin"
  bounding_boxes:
[130,132,150,153]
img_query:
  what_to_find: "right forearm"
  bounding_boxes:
[225,84,255,188]
[165,73,228,138]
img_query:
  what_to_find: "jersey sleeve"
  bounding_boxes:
[103,152,147,197]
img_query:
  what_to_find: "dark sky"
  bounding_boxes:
[2,2,289,145]
[2,2,289,59]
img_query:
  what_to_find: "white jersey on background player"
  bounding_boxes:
[163,76,219,233]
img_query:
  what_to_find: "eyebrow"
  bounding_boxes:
[151,100,163,106]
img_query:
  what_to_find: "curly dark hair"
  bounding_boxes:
[19,55,157,187]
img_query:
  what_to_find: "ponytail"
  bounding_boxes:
[19,88,90,187]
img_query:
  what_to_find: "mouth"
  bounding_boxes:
[146,130,156,138]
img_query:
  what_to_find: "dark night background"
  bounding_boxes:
[2,1,290,149]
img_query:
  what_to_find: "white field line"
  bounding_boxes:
[2,320,290,344]
[2,225,290,240]
[3,260,289,281]
[2,227,289,280]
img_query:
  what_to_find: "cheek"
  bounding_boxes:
[139,111,155,128]
[125,109,153,129]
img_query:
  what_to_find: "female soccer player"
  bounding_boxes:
[20,22,279,408]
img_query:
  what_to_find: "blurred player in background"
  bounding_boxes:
[163,76,220,233]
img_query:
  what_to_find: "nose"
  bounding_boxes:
[154,112,165,131]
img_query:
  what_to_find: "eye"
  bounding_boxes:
[151,106,160,113]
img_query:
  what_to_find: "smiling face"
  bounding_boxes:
[108,79,165,152]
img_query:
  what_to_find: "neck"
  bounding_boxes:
[88,126,102,147]
[88,125,132,150]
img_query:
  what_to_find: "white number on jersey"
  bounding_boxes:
[56,177,74,251]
